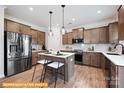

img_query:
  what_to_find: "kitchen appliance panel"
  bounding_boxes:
[4,31,32,76]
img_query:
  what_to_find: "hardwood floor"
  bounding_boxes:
[0,64,108,88]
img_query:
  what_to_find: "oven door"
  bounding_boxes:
[75,53,83,65]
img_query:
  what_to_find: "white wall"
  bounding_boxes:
[46,27,62,51]
[0,6,5,78]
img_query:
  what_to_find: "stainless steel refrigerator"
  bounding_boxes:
[4,31,32,76]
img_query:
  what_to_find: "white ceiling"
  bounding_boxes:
[5,5,119,28]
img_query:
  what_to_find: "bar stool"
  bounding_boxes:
[42,61,65,88]
[32,59,52,82]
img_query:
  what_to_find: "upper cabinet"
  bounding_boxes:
[6,20,20,33]
[118,5,124,40]
[37,31,45,45]
[99,27,109,43]
[84,29,91,43]
[62,33,68,44]
[109,22,118,43]
[72,28,84,39]
[31,29,38,44]
[84,26,108,44]
[62,28,84,45]
[20,24,31,35]
[67,32,73,44]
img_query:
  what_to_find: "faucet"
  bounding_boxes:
[114,44,124,54]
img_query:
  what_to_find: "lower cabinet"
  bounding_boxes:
[83,52,91,65]
[32,50,48,66]
[83,52,118,88]
[83,52,101,67]
[110,62,118,88]
[32,52,38,65]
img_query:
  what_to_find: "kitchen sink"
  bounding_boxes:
[106,53,120,56]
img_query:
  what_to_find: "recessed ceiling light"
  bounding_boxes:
[97,10,101,14]
[29,7,34,11]
[72,18,75,22]
[56,24,59,26]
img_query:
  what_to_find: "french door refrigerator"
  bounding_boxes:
[4,31,32,76]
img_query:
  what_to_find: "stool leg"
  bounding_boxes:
[42,65,47,83]
[54,69,58,88]
[40,64,45,82]
[32,65,37,82]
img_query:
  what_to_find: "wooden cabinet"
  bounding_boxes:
[110,62,117,88]
[118,5,124,40]
[67,32,73,44]
[109,22,118,43]
[62,33,68,44]
[37,31,45,45]
[84,26,108,44]
[90,28,100,43]
[31,29,38,44]
[90,53,101,67]
[20,24,31,35]
[72,28,84,39]
[83,52,101,67]
[99,27,109,43]
[84,30,91,43]
[32,52,38,65]
[83,52,91,65]
[6,20,20,33]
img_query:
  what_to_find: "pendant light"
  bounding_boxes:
[49,11,53,36]
[61,5,66,35]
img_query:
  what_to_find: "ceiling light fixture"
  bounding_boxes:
[61,5,66,35]
[72,18,75,22]
[29,7,34,11]
[49,11,53,36]
[97,10,101,14]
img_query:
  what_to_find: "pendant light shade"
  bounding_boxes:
[49,11,53,36]
[61,5,66,35]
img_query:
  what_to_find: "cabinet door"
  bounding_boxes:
[31,29,38,44]
[90,53,100,67]
[110,63,117,88]
[118,6,124,40]
[77,28,84,38]
[20,24,31,35]
[84,30,91,43]
[72,29,78,38]
[109,22,118,43]
[68,32,73,44]
[62,33,68,44]
[90,29,100,44]
[99,27,108,43]
[83,52,91,65]
[37,31,45,45]
[6,20,20,32]
[32,52,38,65]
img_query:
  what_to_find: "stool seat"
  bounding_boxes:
[47,62,64,69]
[37,60,51,65]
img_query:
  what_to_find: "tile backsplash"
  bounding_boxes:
[62,44,114,52]
[32,44,42,50]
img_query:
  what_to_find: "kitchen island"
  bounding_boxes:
[38,52,75,82]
